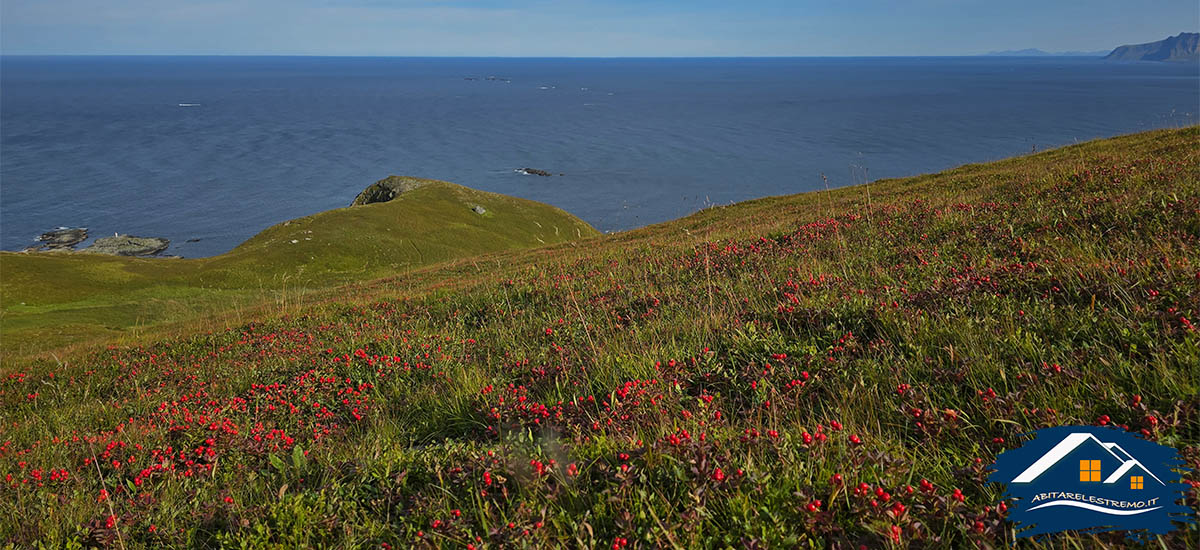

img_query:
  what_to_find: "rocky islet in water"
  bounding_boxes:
[515,168,560,177]
[81,234,171,256]
[23,228,170,257]
[29,227,88,251]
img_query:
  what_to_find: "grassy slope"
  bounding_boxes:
[0,180,599,358]
[1,128,1198,548]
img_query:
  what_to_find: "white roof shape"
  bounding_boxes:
[1011,432,1164,485]
[1101,442,1165,485]
[1103,442,1134,462]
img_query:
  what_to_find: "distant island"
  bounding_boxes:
[984,48,1107,57]
[983,32,1200,61]
[1104,32,1199,62]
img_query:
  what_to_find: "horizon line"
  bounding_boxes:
[0,53,1111,59]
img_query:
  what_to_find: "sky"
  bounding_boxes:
[2,1,1198,56]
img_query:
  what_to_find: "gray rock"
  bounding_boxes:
[516,168,553,177]
[472,205,487,215]
[82,235,170,256]
[35,227,88,250]
[350,175,436,206]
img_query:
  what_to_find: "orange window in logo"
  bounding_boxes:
[1079,460,1101,482]
[1131,476,1143,490]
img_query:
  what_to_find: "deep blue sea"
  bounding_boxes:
[2,56,1197,257]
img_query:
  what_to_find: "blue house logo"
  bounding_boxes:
[990,426,1194,541]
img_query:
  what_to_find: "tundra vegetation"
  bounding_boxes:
[1,128,1197,548]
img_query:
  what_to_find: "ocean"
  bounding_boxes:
[1,56,1196,257]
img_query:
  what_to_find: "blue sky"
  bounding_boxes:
[2,1,1197,56]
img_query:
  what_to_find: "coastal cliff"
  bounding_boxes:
[1104,32,1199,62]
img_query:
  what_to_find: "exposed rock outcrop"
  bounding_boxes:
[82,235,170,256]
[33,228,88,250]
[22,227,173,257]
[350,176,437,206]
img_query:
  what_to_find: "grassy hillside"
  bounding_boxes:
[1,128,1197,548]
[0,180,599,358]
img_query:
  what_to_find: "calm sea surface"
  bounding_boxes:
[2,56,1197,257]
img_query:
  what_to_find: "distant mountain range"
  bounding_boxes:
[984,49,1108,57]
[983,32,1199,62]
[1104,32,1199,62]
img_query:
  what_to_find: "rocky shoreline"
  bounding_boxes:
[31,227,88,250]
[23,228,171,257]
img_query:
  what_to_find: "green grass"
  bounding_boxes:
[0,180,599,358]
[0,128,1197,549]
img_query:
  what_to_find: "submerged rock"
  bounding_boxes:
[82,235,170,257]
[351,176,436,206]
[35,227,88,250]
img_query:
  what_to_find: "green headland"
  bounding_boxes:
[0,178,599,358]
